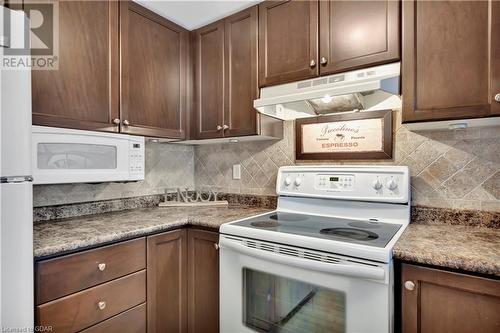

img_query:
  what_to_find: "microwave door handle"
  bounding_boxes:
[220,240,385,281]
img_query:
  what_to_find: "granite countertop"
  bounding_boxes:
[34,205,272,258]
[394,223,500,277]
[34,203,500,277]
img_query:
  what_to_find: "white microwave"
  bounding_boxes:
[32,126,145,185]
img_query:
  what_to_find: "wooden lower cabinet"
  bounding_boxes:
[401,263,500,333]
[187,230,220,333]
[36,228,220,333]
[80,303,146,333]
[146,229,188,333]
[37,271,146,333]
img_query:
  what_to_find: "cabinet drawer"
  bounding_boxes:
[36,238,146,305]
[80,303,146,333]
[37,270,146,333]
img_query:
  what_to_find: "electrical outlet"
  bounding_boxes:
[232,164,241,180]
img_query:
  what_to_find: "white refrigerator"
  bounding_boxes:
[0,6,34,329]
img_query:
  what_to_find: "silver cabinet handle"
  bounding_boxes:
[98,263,106,271]
[214,243,220,250]
[495,93,500,102]
[310,59,316,68]
[320,56,327,65]
[222,125,229,130]
[216,125,223,131]
[404,281,415,291]
[122,119,130,126]
[97,301,106,310]
[112,118,120,125]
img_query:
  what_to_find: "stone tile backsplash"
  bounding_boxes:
[33,142,195,207]
[195,111,500,212]
[33,110,499,213]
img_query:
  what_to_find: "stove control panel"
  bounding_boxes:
[315,174,355,191]
[277,166,410,203]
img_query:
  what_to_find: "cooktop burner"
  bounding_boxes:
[250,221,280,228]
[232,211,402,248]
[269,212,307,222]
[319,227,379,241]
[348,221,382,229]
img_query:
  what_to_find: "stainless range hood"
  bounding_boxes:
[254,62,401,120]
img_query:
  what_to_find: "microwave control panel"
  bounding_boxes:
[129,138,145,180]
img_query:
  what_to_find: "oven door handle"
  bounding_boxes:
[220,239,386,281]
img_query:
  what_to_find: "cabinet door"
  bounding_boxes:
[402,0,494,122]
[147,229,187,333]
[319,0,399,75]
[193,21,225,139]
[32,1,119,132]
[120,1,187,139]
[187,230,219,333]
[224,6,259,137]
[492,0,500,115]
[258,0,318,87]
[401,264,500,333]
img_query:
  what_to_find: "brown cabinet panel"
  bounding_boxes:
[80,303,146,333]
[32,1,119,132]
[224,6,259,137]
[36,238,146,305]
[192,21,225,139]
[402,0,495,122]
[258,0,319,87]
[492,0,500,115]
[120,1,187,139]
[187,229,219,333]
[37,270,146,333]
[319,0,400,75]
[147,229,188,333]
[401,264,500,333]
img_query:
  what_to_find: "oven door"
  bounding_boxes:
[219,235,393,333]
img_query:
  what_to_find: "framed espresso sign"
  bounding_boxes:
[295,110,393,160]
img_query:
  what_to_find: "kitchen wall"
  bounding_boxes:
[195,111,500,212]
[33,142,195,207]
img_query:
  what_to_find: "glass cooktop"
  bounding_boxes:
[232,211,402,248]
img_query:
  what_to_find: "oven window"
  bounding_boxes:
[243,268,346,333]
[37,143,117,169]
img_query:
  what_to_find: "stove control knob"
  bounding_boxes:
[284,177,292,186]
[294,177,302,187]
[372,179,383,190]
[386,179,398,190]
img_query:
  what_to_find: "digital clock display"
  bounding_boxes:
[330,177,339,182]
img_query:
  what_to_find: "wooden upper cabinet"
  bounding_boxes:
[491,0,500,115]
[401,264,500,333]
[120,1,187,139]
[147,229,187,333]
[32,1,119,132]
[319,0,400,75]
[258,0,319,87]
[193,21,225,139]
[224,6,259,137]
[402,0,499,122]
[187,230,219,333]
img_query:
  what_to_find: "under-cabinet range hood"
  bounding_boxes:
[254,62,401,120]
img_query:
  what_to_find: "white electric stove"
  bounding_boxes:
[219,165,410,333]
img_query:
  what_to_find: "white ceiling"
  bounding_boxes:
[135,0,263,30]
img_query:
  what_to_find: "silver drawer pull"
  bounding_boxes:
[97,301,106,310]
[214,243,220,250]
[404,280,415,291]
[98,263,106,271]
